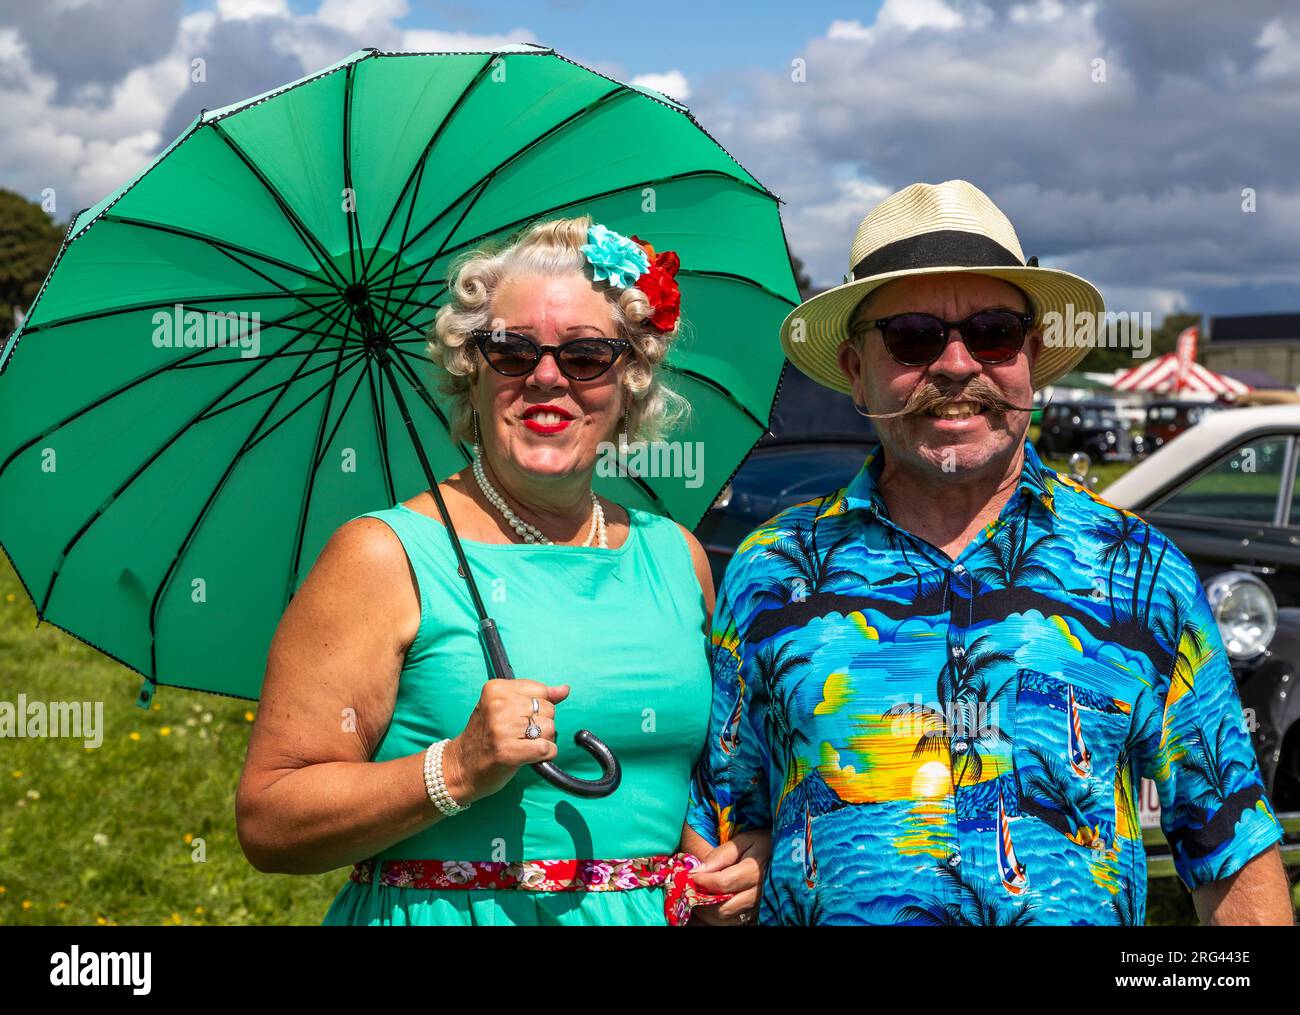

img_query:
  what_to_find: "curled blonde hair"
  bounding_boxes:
[428,215,690,446]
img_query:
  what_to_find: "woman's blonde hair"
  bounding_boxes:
[428,215,689,445]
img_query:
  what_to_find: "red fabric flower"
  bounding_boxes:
[630,235,682,332]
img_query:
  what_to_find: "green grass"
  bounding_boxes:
[1028,427,1138,493]
[0,552,342,926]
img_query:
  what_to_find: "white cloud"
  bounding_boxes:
[216,0,290,20]
[0,2,540,221]
[630,70,690,101]
[400,28,538,52]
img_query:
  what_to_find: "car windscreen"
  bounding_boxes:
[1080,409,1120,429]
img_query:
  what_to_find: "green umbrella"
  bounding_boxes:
[0,45,798,792]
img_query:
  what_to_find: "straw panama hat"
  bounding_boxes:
[780,179,1105,395]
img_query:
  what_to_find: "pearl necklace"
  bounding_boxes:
[472,446,607,548]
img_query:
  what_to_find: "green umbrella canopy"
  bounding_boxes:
[0,45,799,703]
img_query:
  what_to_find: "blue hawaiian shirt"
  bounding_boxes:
[686,439,1284,925]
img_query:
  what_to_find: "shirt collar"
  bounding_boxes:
[816,438,1059,523]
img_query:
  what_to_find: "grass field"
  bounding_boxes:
[0,553,342,925]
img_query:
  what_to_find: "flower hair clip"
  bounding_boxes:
[580,223,682,333]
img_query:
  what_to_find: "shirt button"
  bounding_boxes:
[951,739,969,755]
[951,645,965,658]
[946,852,962,868]
[952,564,965,575]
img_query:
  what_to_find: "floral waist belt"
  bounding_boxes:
[348,852,730,926]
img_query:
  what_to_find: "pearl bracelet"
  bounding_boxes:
[423,739,468,817]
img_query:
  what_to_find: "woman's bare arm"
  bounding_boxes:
[235,515,566,875]
[235,517,453,874]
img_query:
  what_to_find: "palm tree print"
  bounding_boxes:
[1181,715,1253,813]
[971,517,1064,591]
[750,641,811,796]
[884,634,1015,785]
[1151,586,1206,701]
[899,862,1038,926]
[1084,512,1144,622]
[1019,744,1106,843]
[757,519,868,607]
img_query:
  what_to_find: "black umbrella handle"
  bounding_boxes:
[479,619,622,798]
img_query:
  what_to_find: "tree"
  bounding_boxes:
[0,189,65,337]
[788,252,814,300]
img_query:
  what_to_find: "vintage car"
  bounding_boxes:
[1103,405,1300,867]
[1142,399,1223,451]
[696,367,874,588]
[1036,398,1145,462]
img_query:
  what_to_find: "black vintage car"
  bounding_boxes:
[694,367,874,589]
[1143,400,1223,451]
[1037,398,1144,462]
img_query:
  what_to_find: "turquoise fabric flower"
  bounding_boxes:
[580,224,650,288]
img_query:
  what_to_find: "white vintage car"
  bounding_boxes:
[1098,405,1300,870]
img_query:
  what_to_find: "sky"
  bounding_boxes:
[3,0,1299,324]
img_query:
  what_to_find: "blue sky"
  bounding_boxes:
[5,1,1300,322]
[178,0,888,80]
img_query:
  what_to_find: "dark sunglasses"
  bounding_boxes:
[470,330,631,381]
[852,309,1034,367]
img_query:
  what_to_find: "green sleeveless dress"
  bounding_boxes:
[321,501,712,926]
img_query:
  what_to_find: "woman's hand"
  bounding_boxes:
[442,678,570,805]
[688,828,772,926]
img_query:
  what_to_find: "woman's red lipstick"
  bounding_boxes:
[521,404,573,435]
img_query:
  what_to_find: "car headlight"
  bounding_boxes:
[1204,571,1277,660]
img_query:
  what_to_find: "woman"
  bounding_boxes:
[235,216,767,925]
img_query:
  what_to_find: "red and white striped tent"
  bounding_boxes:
[1112,326,1250,397]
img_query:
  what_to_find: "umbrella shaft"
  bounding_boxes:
[373,353,491,625]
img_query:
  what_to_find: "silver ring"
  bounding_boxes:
[739,912,751,925]
[531,697,540,715]
[525,722,542,740]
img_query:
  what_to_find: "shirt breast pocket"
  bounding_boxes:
[1011,669,1133,854]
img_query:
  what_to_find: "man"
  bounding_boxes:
[682,180,1292,925]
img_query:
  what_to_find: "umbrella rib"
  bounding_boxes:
[242,350,368,455]
[209,120,350,292]
[372,287,449,338]
[145,324,338,678]
[34,313,332,621]
[384,169,763,289]
[384,344,472,465]
[342,62,364,285]
[675,268,801,308]
[365,358,398,507]
[197,343,362,425]
[364,82,627,288]
[360,53,499,281]
[309,352,372,477]
[371,175,490,329]
[659,363,770,432]
[285,338,354,605]
[101,214,340,292]
[19,289,334,335]
[222,297,359,438]
[170,341,349,368]
[0,298,344,484]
